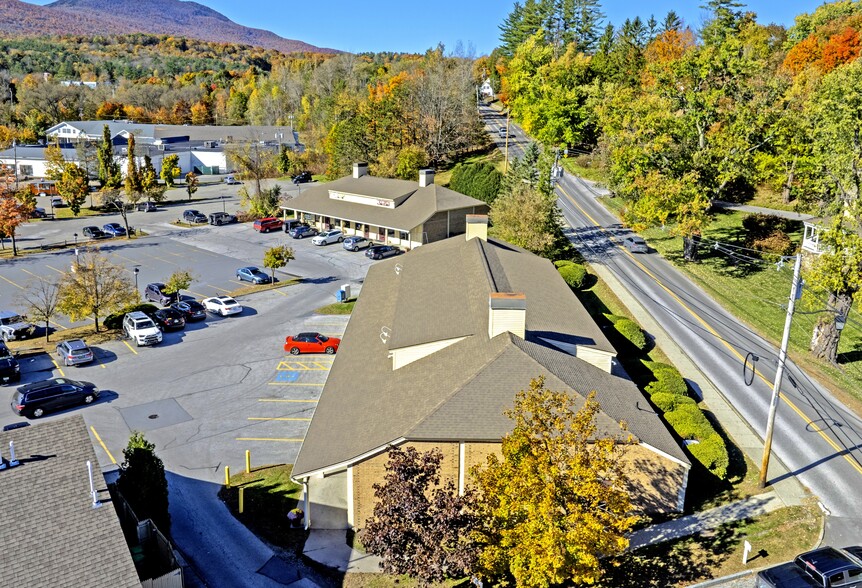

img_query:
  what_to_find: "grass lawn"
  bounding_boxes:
[561,153,609,185]
[230,278,300,298]
[52,206,105,219]
[436,145,505,186]
[314,299,356,315]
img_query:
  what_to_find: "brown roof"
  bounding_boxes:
[0,416,140,588]
[292,235,688,478]
[283,175,487,231]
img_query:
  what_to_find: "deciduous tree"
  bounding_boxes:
[490,182,560,258]
[262,244,294,282]
[0,188,32,256]
[185,172,198,200]
[20,276,61,342]
[163,270,194,301]
[57,248,138,332]
[160,154,180,187]
[96,124,121,189]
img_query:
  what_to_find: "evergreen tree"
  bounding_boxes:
[662,10,684,33]
[118,433,171,536]
[96,124,121,189]
[124,134,142,198]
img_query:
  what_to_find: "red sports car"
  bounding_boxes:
[284,332,341,355]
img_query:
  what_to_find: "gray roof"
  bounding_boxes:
[292,235,688,478]
[46,121,296,144]
[284,175,487,231]
[0,416,140,588]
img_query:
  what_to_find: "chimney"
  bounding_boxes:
[466,214,488,241]
[418,169,435,187]
[353,162,368,178]
[488,292,526,340]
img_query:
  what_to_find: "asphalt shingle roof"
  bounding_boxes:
[292,234,688,478]
[0,416,140,588]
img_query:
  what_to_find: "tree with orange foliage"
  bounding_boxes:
[784,35,822,74]
[0,188,33,256]
[645,28,696,65]
[820,27,861,73]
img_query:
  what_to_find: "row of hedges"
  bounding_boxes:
[103,303,159,330]
[604,313,648,351]
[643,360,730,480]
[555,260,588,290]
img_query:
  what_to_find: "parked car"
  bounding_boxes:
[253,217,283,233]
[756,546,862,588]
[311,230,344,246]
[150,308,186,331]
[289,225,318,239]
[183,209,207,224]
[365,245,402,260]
[292,171,313,184]
[102,223,126,237]
[202,296,243,316]
[0,342,20,385]
[136,202,158,212]
[623,235,649,253]
[123,311,163,346]
[171,300,207,322]
[29,207,47,219]
[236,266,272,284]
[55,339,94,366]
[342,236,371,251]
[283,332,341,355]
[144,283,179,306]
[11,377,99,418]
[50,196,65,208]
[283,219,308,233]
[224,175,241,185]
[0,311,36,342]
[82,225,108,239]
[209,212,237,226]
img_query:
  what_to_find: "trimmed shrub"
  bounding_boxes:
[688,433,730,479]
[449,162,502,204]
[104,303,159,330]
[650,392,696,413]
[554,260,574,268]
[557,262,587,289]
[603,313,626,325]
[752,231,795,256]
[614,318,647,350]
[664,404,715,440]
[645,365,688,396]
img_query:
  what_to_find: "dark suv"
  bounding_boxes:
[183,209,207,223]
[289,225,318,239]
[0,342,20,385]
[144,283,178,306]
[11,377,99,418]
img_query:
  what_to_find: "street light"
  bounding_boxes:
[133,267,139,291]
[73,232,78,247]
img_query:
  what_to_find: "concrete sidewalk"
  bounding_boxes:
[303,530,383,574]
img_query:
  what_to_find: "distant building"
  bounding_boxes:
[480,78,494,99]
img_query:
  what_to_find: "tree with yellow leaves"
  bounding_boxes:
[471,377,637,587]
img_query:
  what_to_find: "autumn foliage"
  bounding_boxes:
[821,27,861,72]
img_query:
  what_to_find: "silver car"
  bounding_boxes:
[342,236,371,251]
[623,236,649,253]
[56,339,95,366]
[311,230,344,246]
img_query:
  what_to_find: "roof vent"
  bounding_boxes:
[353,162,368,179]
[87,460,102,509]
[466,214,488,241]
[419,169,435,187]
[489,292,526,340]
[380,326,391,344]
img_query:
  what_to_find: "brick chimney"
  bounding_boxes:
[419,169,435,187]
[488,292,526,340]
[353,162,368,178]
[466,214,488,241]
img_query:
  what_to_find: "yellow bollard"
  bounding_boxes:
[245,450,251,474]
[239,487,244,513]
[225,465,230,488]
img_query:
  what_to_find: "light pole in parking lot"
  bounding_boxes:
[73,232,77,247]
[133,267,139,292]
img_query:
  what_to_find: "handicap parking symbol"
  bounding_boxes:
[274,371,300,383]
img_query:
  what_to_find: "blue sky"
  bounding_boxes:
[30,0,823,54]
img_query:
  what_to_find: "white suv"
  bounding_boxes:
[311,230,344,246]
[123,311,163,347]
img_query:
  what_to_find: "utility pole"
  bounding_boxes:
[504,110,510,174]
[759,253,803,488]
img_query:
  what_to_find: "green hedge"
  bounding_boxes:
[557,262,587,290]
[688,434,730,480]
[603,313,626,325]
[664,404,715,440]
[650,392,696,413]
[104,303,159,330]
[614,318,647,350]
[645,364,688,396]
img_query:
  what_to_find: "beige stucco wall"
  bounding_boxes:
[306,470,350,529]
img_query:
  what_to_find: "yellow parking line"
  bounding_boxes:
[208,284,232,293]
[186,290,210,299]
[236,437,304,442]
[150,255,180,266]
[277,361,331,371]
[50,358,65,378]
[19,268,40,278]
[229,280,244,286]
[258,398,319,402]
[113,253,152,268]
[49,319,68,330]
[0,274,23,289]
[44,264,66,275]
[247,417,312,421]
[90,426,117,464]
[123,340,138,355]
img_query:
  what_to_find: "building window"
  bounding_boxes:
[400,231,409,241]
[387,228,395,239]
[19,165,33,177]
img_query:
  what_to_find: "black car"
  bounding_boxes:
[171,300,207,322]
[82,225,108,240]
[292,171,313,184]
[366,245,402,260]
[150,308,186,331]
[11,377,99,418]
[209,212,237,226]
[0,342,20,385]
[289,225,319,239]
[183,209,207,224]
[144,283,179,306]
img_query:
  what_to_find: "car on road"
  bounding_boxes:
[55,339,94,366]
[224,175,241,185]
[202,296,243,316]
[0,342,20,385]
[0,311,36,341]
[136,202,158,212]
[311,230,344,246]
[236,266,272,284]
[365,245,402,260]
[253,217,283,233]
[209,212,237,226]
[29,207,47,219]
[150,308,186,332]
[102,223,126,237]
[171,300,207,322]
[183,209,207,224]
[82,225,108,239]
[289,225,318,239]
[623,235,649,253]
[50,196,65,208]
[123,311,163,346]
[10,377,99,418]
[144,283,179,306]
[283,219,308,233]
[292,171,313,184]
[284,332,341,355]
[498,126,509,138]
[342,236,371,251]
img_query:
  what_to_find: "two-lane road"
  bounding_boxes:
[555,173,862,544]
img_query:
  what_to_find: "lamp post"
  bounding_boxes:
[133,267,139,291]
[73,232,78,247]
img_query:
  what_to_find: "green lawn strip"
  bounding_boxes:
[218,464,308,552]
[561,155,609,184]
[229,278,300,298]
[436,145,505,186]
[314,299,356,315]
[52,207,105,219]
[598,499,822,587]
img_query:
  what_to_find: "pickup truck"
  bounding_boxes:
[756,546,862,588]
